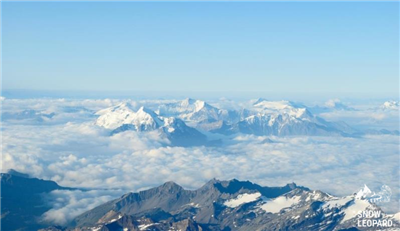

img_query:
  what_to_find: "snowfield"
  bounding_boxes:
[224,192,262,208]
[260,195,301,213]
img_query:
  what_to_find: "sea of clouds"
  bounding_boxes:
[1,98,399,225]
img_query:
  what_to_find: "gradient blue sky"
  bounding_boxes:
[2,2,399,97]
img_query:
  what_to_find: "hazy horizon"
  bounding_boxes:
[2,89,399,102]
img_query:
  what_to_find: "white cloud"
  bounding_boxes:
[41,189,124,225]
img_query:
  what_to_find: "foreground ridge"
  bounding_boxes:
[35,179,399,231]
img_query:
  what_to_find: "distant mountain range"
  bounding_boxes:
[95,103,208,146]
[380,100,399,111]
[2,98,397,146]
[157,98,233,123]
[93,98,399,146]
[1,171,399,231]
[2,109,55,122]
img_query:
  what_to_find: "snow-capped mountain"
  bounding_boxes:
[94,98,381,141]
[232,113,344,136]
[355,185,392,204]
[98,105,162,132]
[356,185,373,200]
[42,179,399,231]
[157,98,234,123]
[210,99,357,136]
[155,98,360,137]
[380,101,399,110]
[253,99,307,112]
[95,103,207,146]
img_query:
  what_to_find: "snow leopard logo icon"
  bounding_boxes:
[355,184,391,204]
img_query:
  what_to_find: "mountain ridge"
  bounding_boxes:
[59,179,398,231]
[1,171,75,231]
[96,104,209,146]
[1,173,399,231]
[93,98,398,146]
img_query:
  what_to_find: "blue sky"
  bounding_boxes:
[2,2,399,98]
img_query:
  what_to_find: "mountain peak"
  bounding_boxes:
[135,107,162,122]
[6,169,30,178]
[355,184,372,199]
[181,98,197,107]
[161,181,182,188]
[137,106,156,115]
[110,102,137,113]
[199,178,259,194]
[117,102,132,108]
[155,181,186,194]
[253,98,268,105]
[253,100,297,109]
[286,182,298,189]
[180,98,207,110]
[381,100,399,110]
[95,102,135,116]
[204,178,221,185]
[193,100,206,111]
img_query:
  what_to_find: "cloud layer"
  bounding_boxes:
[1,98,399,225]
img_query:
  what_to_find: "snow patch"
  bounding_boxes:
[341,199,370,223]
[224,192,261,208]
[105,214,123,224]
[139,223,158,230]
[391,212,400,222]
[260,196,301,213]
[322,196,352,210]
